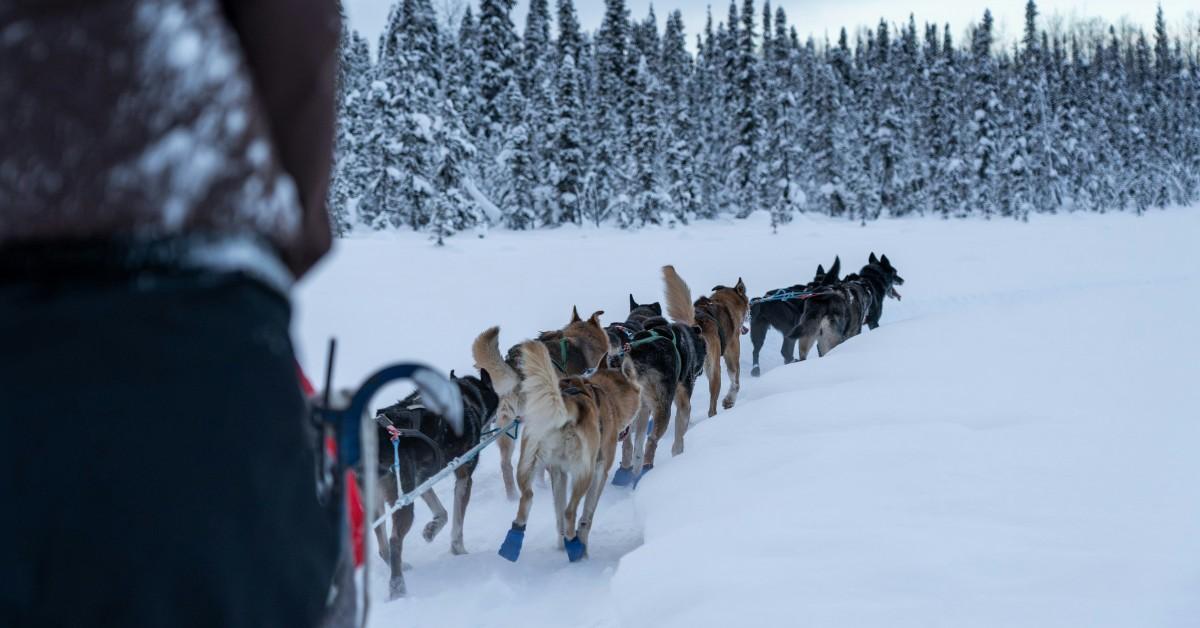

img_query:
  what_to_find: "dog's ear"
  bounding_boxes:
[479,368,492,388]
[650,302,663,315]
[570,306,582,323]
[449,369,457,380]
[629,294,638,311]
[588,310,604,327]
[830,256,841,279]
[735,278,745,294]
[881,254,892,268]
[594,351,609,371]
[816,264,825,277]
[869,252,879,265]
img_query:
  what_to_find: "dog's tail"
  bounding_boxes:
[786,293,834,341]
[517,340,573,438]
[472,326,520,397]
[662,265,696,326]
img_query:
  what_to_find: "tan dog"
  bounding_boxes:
[471,307,609,500]
[496,340,640,562]
[663,266,750,417]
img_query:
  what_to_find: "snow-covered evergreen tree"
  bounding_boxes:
[628,55,667,226]
[589,0,635,226]
[329,0,1200,237]
[479,0,518,136]
[549,53,586,225]
[660,9,699,224]
[765,6,804,230]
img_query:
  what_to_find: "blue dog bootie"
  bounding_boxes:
[563,536,586,562]
[498,524,526,562]
[611,466,636,487]
[632,464,653,489]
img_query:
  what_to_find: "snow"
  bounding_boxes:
[295,209,1200,628]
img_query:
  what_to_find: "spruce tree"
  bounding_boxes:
[590,0,635,226]
[479,0,518,136]
[549,53,586,225]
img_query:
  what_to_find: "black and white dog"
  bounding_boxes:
[787,253,904,359]
[748,257,841,376]
[371,370,499,599]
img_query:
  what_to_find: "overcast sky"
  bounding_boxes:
[346,0,1198,54]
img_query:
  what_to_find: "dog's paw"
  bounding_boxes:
[564,536,587,562]
[423,517,447,543]
[388,576,407,600]
[450,541,468,556]
[611,466,636,487]
[632,464,653,489]
[751,366,760,377]
[671,442,684,456]
[498,525,525,562]
[722,397,736,410]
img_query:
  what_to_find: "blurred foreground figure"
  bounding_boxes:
[0,1,341,626]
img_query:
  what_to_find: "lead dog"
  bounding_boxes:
[370,370,499,599]
[787,253,904,358]
[663,265,750,417]
[471,308,609,500]
[497,341,641,562]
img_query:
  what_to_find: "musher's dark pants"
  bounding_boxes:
[0,273,336,627]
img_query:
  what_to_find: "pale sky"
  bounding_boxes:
[346,0,1199,55]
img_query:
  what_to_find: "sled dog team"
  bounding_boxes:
[371,255,904,598]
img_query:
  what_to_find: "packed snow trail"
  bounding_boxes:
[296,209,1200,628]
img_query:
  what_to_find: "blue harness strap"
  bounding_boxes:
[750,289,816,305]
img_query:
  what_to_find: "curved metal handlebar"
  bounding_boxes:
[315,362,463,468]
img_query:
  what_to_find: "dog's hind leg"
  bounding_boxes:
[749,315,768,377]
[671,384,692,456]
[780,333,798,365]
[790,313,821,362]
[577,458,610,550]
[721,335,742,410]
[420,490,448,543]
[550,467,568,548]
[512,440,538,528]
[497,418,518,501]
[449,466,473,555]
[642,394,673,468]
[562,467,594,560]
[610,394,650,487]
[704,339,722,417]
[622,399,652,482]
[816,324,841,358]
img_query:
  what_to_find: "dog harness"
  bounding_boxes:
[621,327,683,382]
[549,337,572,374]
[749,289,817,305]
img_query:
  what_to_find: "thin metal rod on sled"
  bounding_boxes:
[371,420,520,530]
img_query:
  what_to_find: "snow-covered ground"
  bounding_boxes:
[295,209,1200,628]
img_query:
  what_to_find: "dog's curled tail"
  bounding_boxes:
[662,265,696,326]
[472,326,520,397]
[518,341,573,437]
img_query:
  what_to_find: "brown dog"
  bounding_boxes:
[471,307,609,500]
[663,266,750,417]
[499,340,640,562]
